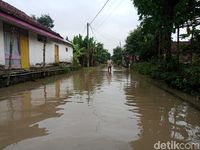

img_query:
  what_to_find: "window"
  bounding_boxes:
[66,47,68,52]
[3,23,21,68]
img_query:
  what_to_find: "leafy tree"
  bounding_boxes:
[95,44,110,64]
[125,27,155,61]
[132,0,179,60]
[31,15,37,21]
[72,34,110,67]
[31,14,54,29]
[88,37,96,66]
[112,46,123,65]
[73,43,85,66]
[131,0,200,60]
[72,35,87,66]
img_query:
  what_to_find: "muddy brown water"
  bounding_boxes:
[0,67,199,150]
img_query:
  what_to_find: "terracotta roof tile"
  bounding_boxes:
[0,0,63,39]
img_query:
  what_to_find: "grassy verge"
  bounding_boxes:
[131,60,200,96]
[61,66,81,73]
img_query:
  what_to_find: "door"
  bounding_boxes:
[54,44,59,64]
[20,32,29,69]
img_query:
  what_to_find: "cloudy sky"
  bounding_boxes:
[4,0,140,54]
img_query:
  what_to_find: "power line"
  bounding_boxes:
[95,0,124,29]
[90,27,121,45]
[92,0,118,26]
[90,0,110,25]
[89,25,98,41]
[93,27,121,42]
[89,26,120,50]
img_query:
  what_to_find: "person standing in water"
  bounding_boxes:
[107,58,112,73]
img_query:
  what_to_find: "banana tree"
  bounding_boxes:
[73,44,85,66]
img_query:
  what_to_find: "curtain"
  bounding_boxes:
[4,31,21,68]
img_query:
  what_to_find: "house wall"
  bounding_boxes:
[28,32,54,65]
[55,42,73,63]
[45,41,54,64]
[29,32,43,66]
[0,20,5,66]
[29,32,72,66]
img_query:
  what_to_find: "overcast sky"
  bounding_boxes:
[4,0,140,54]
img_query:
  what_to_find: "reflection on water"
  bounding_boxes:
[124,73,200,149]
[0,67,199,150]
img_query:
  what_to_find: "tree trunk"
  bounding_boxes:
[91,52,94,67]
[163,27,172,61]
[177,27,180,62]
[43,42,46,77]
[163,0,180,61]
[7,28,14,86]
[158,31,161,58]
[190,25,194,63]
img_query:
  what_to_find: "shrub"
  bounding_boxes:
[132,61,200,96]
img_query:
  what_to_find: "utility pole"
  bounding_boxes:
[86,0,110,67]
[87,22,90,67]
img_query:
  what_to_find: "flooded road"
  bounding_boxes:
[0,67,199,150]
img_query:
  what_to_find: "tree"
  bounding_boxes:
[72,34,110,67]
[87,37,96,66]
[94,43,110,64]
[112,46,123,65]
[31,15,37,21]
[73,44,85,66]
[131,0,179,60]
[131,0,200,60]
[125,27,155,61]
[32,14,54,29]
[72,34,86,66]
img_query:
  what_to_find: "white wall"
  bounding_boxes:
[45,41,54,64]
[57,43,73,63]
[0,20,5,65]
[29,31,73,66]
[29,32,43,66]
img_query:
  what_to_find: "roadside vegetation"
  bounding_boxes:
[132,61,200,96]
[112,0,200,96]
[72,34,111,67]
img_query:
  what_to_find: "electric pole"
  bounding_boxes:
[86,0,110,67]
[87,22,90,67]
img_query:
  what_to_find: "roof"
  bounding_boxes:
[0,0,72,46]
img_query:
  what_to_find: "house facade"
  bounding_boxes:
[0,0,73,69]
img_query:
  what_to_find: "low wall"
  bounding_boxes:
[0,66,79,88]
[149,79,200,111]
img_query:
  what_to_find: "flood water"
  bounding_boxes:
[0,67,199,150]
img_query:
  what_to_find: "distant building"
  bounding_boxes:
[0,0,73,69]
[171,41,192,63]
[171,41,191,54]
